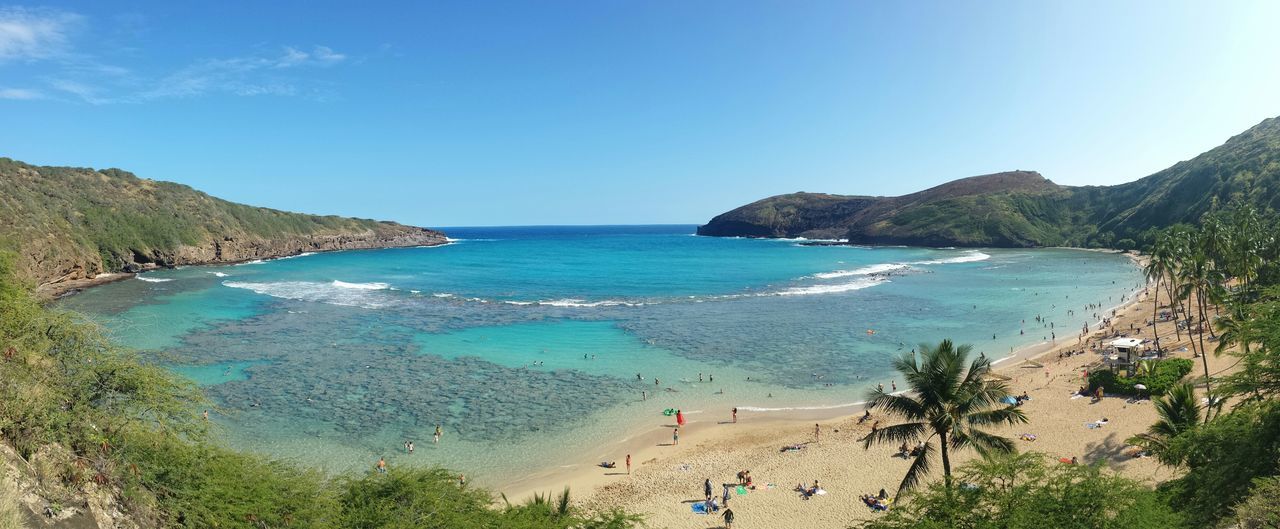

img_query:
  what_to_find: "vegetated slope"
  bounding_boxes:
[698,116,1280,248]
[0,157,447,289]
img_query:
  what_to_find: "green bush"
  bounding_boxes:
[856,452,1185,529]
[1089,358,1194,396]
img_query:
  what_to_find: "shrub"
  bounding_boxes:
[1088,358,1194,396]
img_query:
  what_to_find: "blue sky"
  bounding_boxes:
[2,1,1279,227]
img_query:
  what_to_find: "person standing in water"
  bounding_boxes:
[376,457,387,474]
[407,441,414,454]
[434,424,442,444]
[732,407,738,423]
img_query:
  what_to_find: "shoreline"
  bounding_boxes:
[555,266,1221,529]
[35,241,451,301]
[500,253,1150,505]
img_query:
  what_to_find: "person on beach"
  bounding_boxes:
[732,407,738,423]
[722,483,731,505]
[859,409,872,423]
[704,478,713,502]
[721,507,735,528]
[376,457,387,474]
[642,390,647,401]
[676,409,685,426]
[815,423,821,442]
[673,427,679,445]
[626,454,631,475]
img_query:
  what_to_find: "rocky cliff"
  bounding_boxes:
[0,158,447,295]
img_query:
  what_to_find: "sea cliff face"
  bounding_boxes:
[0,157,448,295]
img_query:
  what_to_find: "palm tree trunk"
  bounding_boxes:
[1165,276,1183,340]
[1151,280,1161,350]
[1195,286,1213,422]
[939,430,952,486]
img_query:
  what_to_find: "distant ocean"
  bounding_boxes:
[59,225,1144,482]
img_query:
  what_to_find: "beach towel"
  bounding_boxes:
[691,503,708,514]
[736,485,748,495]
[1001,396,1018,405]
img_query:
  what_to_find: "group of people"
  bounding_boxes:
[860,489,891,511]
[699,477,737,526]
[896,441,925,459]
[796,479,824,499]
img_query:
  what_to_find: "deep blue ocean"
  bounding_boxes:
[59,225,1144,481]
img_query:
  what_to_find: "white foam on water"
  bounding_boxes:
[276,252,317,260]
[737,400,867,412]
[812,263,911,279]
[910,251,991,265]
[222,281,395,309]
[238,259,266,266]
[136,275,173,283]
[431,293,455,298]
[501,298,646,308]
[331,280,391,290]
[208,271,230,278]
[774,277,887,296]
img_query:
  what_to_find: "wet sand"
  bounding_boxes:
[503,261,1238,528]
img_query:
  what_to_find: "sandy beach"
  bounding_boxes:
[501,255,1238,528]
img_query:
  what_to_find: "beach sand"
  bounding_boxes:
[502,259,1240,528]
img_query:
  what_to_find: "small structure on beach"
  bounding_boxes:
[1106,338,1146,374]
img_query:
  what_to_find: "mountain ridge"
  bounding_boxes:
[698,116,1280,248]
[0,157,448,295]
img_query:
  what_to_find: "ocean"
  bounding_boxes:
[58,225,1144,482]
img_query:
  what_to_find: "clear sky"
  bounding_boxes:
[2,1,1279,227]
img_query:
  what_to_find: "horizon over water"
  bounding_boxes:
[59,225,1144,483]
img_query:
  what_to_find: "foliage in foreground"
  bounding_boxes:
[0,253,639,528]
[862,339,1026,495]
[854,453,1183,529]
[1159,400,1280,528]
[1086,358,1194,396]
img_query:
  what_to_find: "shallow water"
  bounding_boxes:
[59,225,1144,481]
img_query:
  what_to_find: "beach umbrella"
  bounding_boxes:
[1133,384,1147,390]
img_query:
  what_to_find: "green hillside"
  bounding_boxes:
[0,158,446,291]
[698,116,1280,248]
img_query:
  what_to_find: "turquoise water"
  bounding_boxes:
[59,225,1144,481]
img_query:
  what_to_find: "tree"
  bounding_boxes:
[862,339,1027,495]
[854,453,1184,529]
[1127,382,1201,465]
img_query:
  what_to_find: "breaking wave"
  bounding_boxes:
[812,263,911,279]
[136,276,172,283]
[222,280,396,309]
[331,280,391,290]
[910,251,990,265]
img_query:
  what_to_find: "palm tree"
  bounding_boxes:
[862,339,1027,495]
[1176,231,1219,409]
[1127,382,1201,466]
[1145,233,1176,345]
